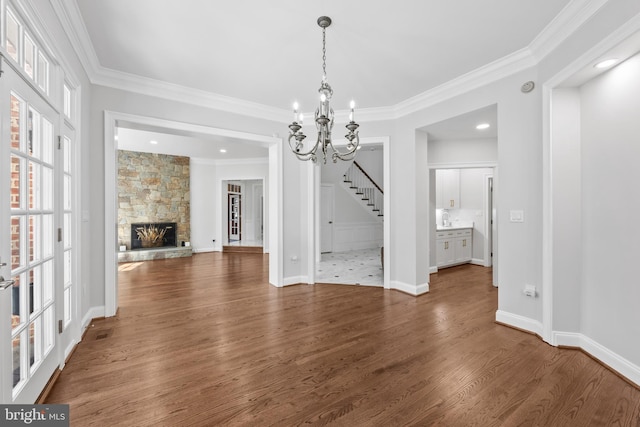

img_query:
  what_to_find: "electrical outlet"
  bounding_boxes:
[524,284,536,297]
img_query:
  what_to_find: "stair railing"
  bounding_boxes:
[343,161,383,217]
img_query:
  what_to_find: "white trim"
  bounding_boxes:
[81,305,105,333]
[428,161,498,169]
[382,136,391,289]
[495,310,544,337]
[553,332,640,388]
[529,0,610,62]
[429,266,438,274]
[191,157,268,166]
[192,247,215,253]
[551,331,583,348]
[391,280,429,296]
[283,276,309,287]
[104,112,283,316]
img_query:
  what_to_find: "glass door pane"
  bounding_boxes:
[2,69,60,404]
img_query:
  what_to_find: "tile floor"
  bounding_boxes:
[316,247,384,287]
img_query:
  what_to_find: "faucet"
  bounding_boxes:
[442,210,450,227]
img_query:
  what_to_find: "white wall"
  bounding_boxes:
[580,52,640,365]
[428,138,497,166]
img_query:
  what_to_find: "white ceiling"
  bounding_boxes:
[74,0,572,112]
[117,126,268,160]
[72,1,577,155]
[423,104,497,142]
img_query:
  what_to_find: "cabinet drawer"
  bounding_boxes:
[455,229,472,237]
[436,231,455,239]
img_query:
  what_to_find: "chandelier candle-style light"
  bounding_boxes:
[288,16,360,163]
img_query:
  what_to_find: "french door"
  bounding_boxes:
[0,64,61,403]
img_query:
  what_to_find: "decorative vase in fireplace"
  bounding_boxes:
[135,224,168,249]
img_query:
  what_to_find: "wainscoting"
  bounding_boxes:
[332,221,383,253]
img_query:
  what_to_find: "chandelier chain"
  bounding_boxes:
[322,27,327,79]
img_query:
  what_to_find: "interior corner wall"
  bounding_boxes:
[579,52,640,365]
[550,88,582,334]
[190,159,217,251]
[415,129,430,289]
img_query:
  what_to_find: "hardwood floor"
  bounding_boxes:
[46,254,640,426]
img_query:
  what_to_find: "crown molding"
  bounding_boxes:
[55,0,613,124]
[51,0,102,77]
[529,0,610,62]
[392,48,537,119]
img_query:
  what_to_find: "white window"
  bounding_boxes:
[5,9,20,62]
[3,6,51,96]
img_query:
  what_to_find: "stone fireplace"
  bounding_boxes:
[117,150,191,262]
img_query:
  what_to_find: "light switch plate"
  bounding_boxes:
[510,210,524,222]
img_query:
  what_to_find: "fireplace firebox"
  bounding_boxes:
[130,222,177,250]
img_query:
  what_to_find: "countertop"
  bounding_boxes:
[436,223,474,231]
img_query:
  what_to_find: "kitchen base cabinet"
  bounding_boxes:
[436,228,472,268]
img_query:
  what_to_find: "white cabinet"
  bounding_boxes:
[436,169,460,209]
[436,228,472,268]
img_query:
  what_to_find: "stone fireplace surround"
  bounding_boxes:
[117,150,192,262]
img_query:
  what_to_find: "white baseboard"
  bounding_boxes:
[554,332,640,387]
[391,280,429,296]
[499,312,640,387]
[282,276,309,287]
[495,310,543,337]
[81,305,105,332]
[429,266,438,274]
[471,258,485,266]
[193,247,215,253]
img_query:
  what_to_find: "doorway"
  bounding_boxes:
[222,179,264,249]
[104,113,283,317]
[310,137,390,288]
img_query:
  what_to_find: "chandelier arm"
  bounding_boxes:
[329,131,360,162]
[288,132,321,160]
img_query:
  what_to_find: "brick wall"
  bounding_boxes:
[117,151,190,249]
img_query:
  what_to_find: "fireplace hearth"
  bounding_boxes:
[131,222,177,250]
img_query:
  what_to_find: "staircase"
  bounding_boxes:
[343,161,383,220]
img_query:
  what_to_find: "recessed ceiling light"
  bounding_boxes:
[150,140,158,145]
[594,59,617,69]
[476,123,490,130]
[220,149,227,153]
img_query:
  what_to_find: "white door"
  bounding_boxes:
[0,68,61,403]
[320,185,334,253]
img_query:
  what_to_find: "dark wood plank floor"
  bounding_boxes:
[46,253,640,426]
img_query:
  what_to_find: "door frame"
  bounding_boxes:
[319,184,334,254]
[104,112,284,317]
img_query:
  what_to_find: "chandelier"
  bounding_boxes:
[288,16,360,163]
